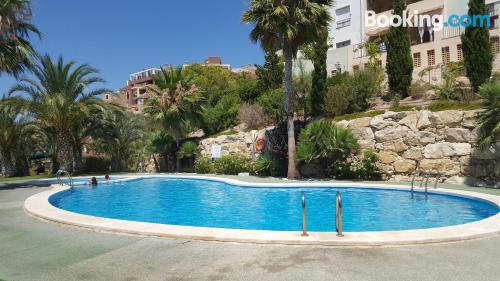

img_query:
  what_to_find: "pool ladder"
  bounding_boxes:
[300,191,343,237]
[411,170,441,194]
[56,170,73,187]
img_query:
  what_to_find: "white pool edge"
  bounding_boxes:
[24,175,500,247]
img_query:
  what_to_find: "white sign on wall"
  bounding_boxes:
[211,145,222,159]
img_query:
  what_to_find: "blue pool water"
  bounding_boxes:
[49,178,499,232]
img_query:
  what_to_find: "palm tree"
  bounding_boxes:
[242,0,333,179]
[8,55,108,173]
[92,111,144,172]
[0,0,40,77]
[145,66,203,171]
[0,99,30,177]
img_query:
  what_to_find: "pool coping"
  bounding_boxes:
[24,175,500,247]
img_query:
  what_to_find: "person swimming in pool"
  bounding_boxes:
[105,174,110,182]
[87,177,98,185]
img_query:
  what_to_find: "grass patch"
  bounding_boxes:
[334,110,386,121]
[390,105,423,112]
[427,100,482,112]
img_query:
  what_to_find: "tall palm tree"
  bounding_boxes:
[0,0,40,77]
[477,81,500,148]
[242,0,332,179]
[8,55,108,173]
[145,66,203,171]
[0,99,30,177]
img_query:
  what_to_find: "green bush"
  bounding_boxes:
[477,81,500,147]
[194,158,214,174]
[296,120,359,176]
[177,141,199,159]
[213,155,253,175]
[252,152,280,177]
[257,88,284,124]
[324,69,380,117]
[83,156,110,173]
[357,149,383,180]
[202,94,241,135]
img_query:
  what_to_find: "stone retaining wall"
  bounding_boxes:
[199,129,269,160]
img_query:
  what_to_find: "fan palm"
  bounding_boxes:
[0,0,40,77]
[242,0,333,178]
[145,66,203,171]
[477,82,500,147]
[8,55,109,173]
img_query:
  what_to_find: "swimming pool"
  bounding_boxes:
[48,177,499,232]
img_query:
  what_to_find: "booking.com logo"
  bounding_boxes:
[366,10,491,32]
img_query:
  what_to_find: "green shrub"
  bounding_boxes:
[357,149,383,180]
[257,88,284,124]
[296,120,359,176]
[410,81,431,100]
[202,94,241,135]
[177,141,199,159]
[194,158,214,174]
[324,69,380,117]
[477,81,500,147]
[330,161,357,180]
[84,156,110,173]
[213,155,253,175]
[252,152,280,177]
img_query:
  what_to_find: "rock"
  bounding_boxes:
[382,111,407,121]
[375,126,410,142]
[370,116,393,130]
[425,89,437,100]
[420,159,461,176]
[456,76,471,86]
[349,117,371,129]
[352,127,375,149]
[399,112,419,131]
[417,131,438,145]
[393,159,416,173]
[443,128,473,143]
[416,110,432,130]
[423,143,471,158]
[379,151,399,164]
[336,120,350,128]
[430,111,463,128]
[463,110,481,129]
[382,139,408,153]
[403,147,423,160]
[403,131,420,146]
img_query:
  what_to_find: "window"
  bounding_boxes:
[457,44,463,61]
[413,52,421,68]
[336,40,351,49]
[427,50,435,66]
[491,36,500,53]
[442,47,450,65]
[336,6,350,16]
[336,18,351,29]
[353,65,360,72]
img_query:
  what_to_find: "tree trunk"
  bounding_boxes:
[175,138,181,172]
[110,154,121,172]
[16,156,30,177]
[0,149,16,177]
[56,132,73,173]
[283,45,298,179]
[73,146,83,175]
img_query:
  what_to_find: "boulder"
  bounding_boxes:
[382,139,408,153]
[399,112,419,131]
[420,159,461,176]
[402,147,423,160]
[393,159,416,173]
[416,110,432,130]
[370,116,394,130]
[382,111,407,121]
[417,131,437,145]
[423,142,471,159]
[349,117,371,129]
[379,151,399,164]
[430,111,463,128]
[336,120,350,128]
[463,110,481,129]
[375,126,410,142]
[443,128,473,143]
[352,127,375,149]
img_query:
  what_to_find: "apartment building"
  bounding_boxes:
[313,0,500,82]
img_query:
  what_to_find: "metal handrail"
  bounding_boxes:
[424,176,430,193]
[336,192,344,237]
[56,170,73,187]
[301,192,307,237]
[411,169,420,192]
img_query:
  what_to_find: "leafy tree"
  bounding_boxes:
[146,131,176,172]
[145,66,203,171]
[9,55,108,173]
[202,93,241,135]
[242,0,333,179]
[462,0,493,92]
[255,50,283,92]
[386,0,413,99]
[0,0,40,77]
[177,141,199,170]
[257,88,284,124]
[477,81,500,147]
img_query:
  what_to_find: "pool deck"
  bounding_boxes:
[2,175,500,280]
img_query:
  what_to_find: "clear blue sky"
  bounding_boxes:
[0,0,264,93]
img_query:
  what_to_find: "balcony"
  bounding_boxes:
[367,0,424,14]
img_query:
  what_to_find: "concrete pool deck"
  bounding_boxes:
[24,175,500,247]
[2,175,500,280]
